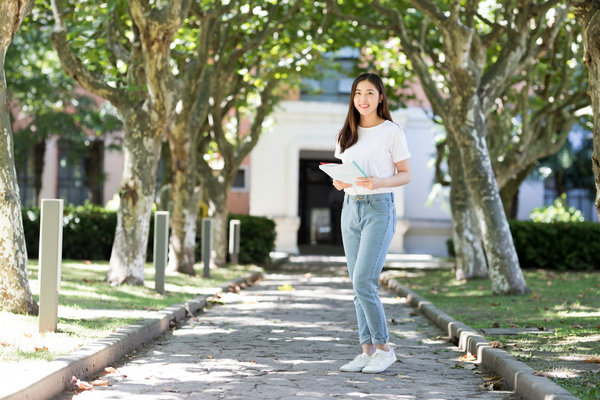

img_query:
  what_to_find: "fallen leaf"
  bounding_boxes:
[91,379,109,386]
[489,341,504,348]
[71,376,93,391]
[409,310,419,317]
[584,356,600,364]
[374,377,386,381]
[459,352,477,362]
[23,333,32,338]
[574,323,584,329]
[277,284,294,291]
[206,355,214,359]
[34,346,48,352]
[490,302,500,307]
[162,387,180,393]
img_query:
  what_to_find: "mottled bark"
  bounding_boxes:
[446,135,487,280]
[51,0,191,285]
[106,114,162,285]
[167,129,200,275]
[449,96,529,294]
[206,186,229,267]
[0,0,38,315]
[569,0,600,219]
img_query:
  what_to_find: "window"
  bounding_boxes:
[231,167,248,192]
[57,141,90,205]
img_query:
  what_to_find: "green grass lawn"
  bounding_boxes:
[0,260,260,363]
[387,268,600,399]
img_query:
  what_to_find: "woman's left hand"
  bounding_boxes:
[355,176,385,190]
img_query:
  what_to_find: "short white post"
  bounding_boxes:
[153,211,169,294]
[229,219,241,266]
[202,218,212,278]
[38,199,63,333]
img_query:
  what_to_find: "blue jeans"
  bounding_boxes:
[341,193,396,345]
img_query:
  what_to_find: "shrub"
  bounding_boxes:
[529,194,585,223]
[22,203,116,260]
[447,220,600,271]
[23,203,275,265]
[194,214,277,265]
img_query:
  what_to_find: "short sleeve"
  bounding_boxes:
[390,127,411,163]
[334,142,342,160]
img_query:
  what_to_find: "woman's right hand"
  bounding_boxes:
[333,180,352,191]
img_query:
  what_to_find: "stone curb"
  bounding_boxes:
[2,270,264,400]
[380,273,580,400]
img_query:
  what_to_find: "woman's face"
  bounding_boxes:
[353,80,382,118]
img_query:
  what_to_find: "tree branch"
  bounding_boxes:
[50,0,126,106]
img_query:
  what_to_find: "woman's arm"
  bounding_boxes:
[355,159,410,190]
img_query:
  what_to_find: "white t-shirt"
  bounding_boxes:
[334,120,411,195]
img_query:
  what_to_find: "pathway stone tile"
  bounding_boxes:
[54,268,520,400]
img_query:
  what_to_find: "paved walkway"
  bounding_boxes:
[54,267,519,400]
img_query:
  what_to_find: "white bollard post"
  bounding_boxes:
[229,219,241,266]
[153,211,169,294]
[38,199,63,333]
[202,218,212,278]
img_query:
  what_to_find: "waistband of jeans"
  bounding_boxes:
[345,192,394,201]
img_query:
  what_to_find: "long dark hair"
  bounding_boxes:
[337,72,393,154]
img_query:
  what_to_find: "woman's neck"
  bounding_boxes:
[359,115,385,128]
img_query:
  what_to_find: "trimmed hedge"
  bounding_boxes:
[22,204,276,265]
[193,214,277,265]
[447,220,600,271]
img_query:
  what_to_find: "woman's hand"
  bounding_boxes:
[333,180,352,191]
[355,176,386,190]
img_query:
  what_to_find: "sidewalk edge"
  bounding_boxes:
[2,270,263,400]
[381,274,580,400]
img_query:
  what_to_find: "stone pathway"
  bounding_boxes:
[54,268,520,400]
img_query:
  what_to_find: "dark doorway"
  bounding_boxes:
[298,150,344,255]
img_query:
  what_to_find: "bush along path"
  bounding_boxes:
[381,271,588,400]
[1,269,263,400]
[50,268,517,400]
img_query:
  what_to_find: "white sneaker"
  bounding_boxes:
[340,352,372,372]
[361,348,396,373]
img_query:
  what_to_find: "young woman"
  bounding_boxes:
[333,72,411,374]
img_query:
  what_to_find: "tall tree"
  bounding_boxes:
[569,0,600,219]
[332,1,569,294]
[50,0,190,285]
[163,1,350,271]
[0,0,38,314]
[162,1,307,273]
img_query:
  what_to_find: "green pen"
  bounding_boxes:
[352,160,368,177]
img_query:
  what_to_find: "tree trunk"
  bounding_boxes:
[210,197,229,267]
[167,132,200,275]
[106,115,162,285]
[450,99,529,294]
[0,0,38,315]
[569,0,600,219]
[204,179,230,267]
[446,135,487,280]
[499,164,535,219]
